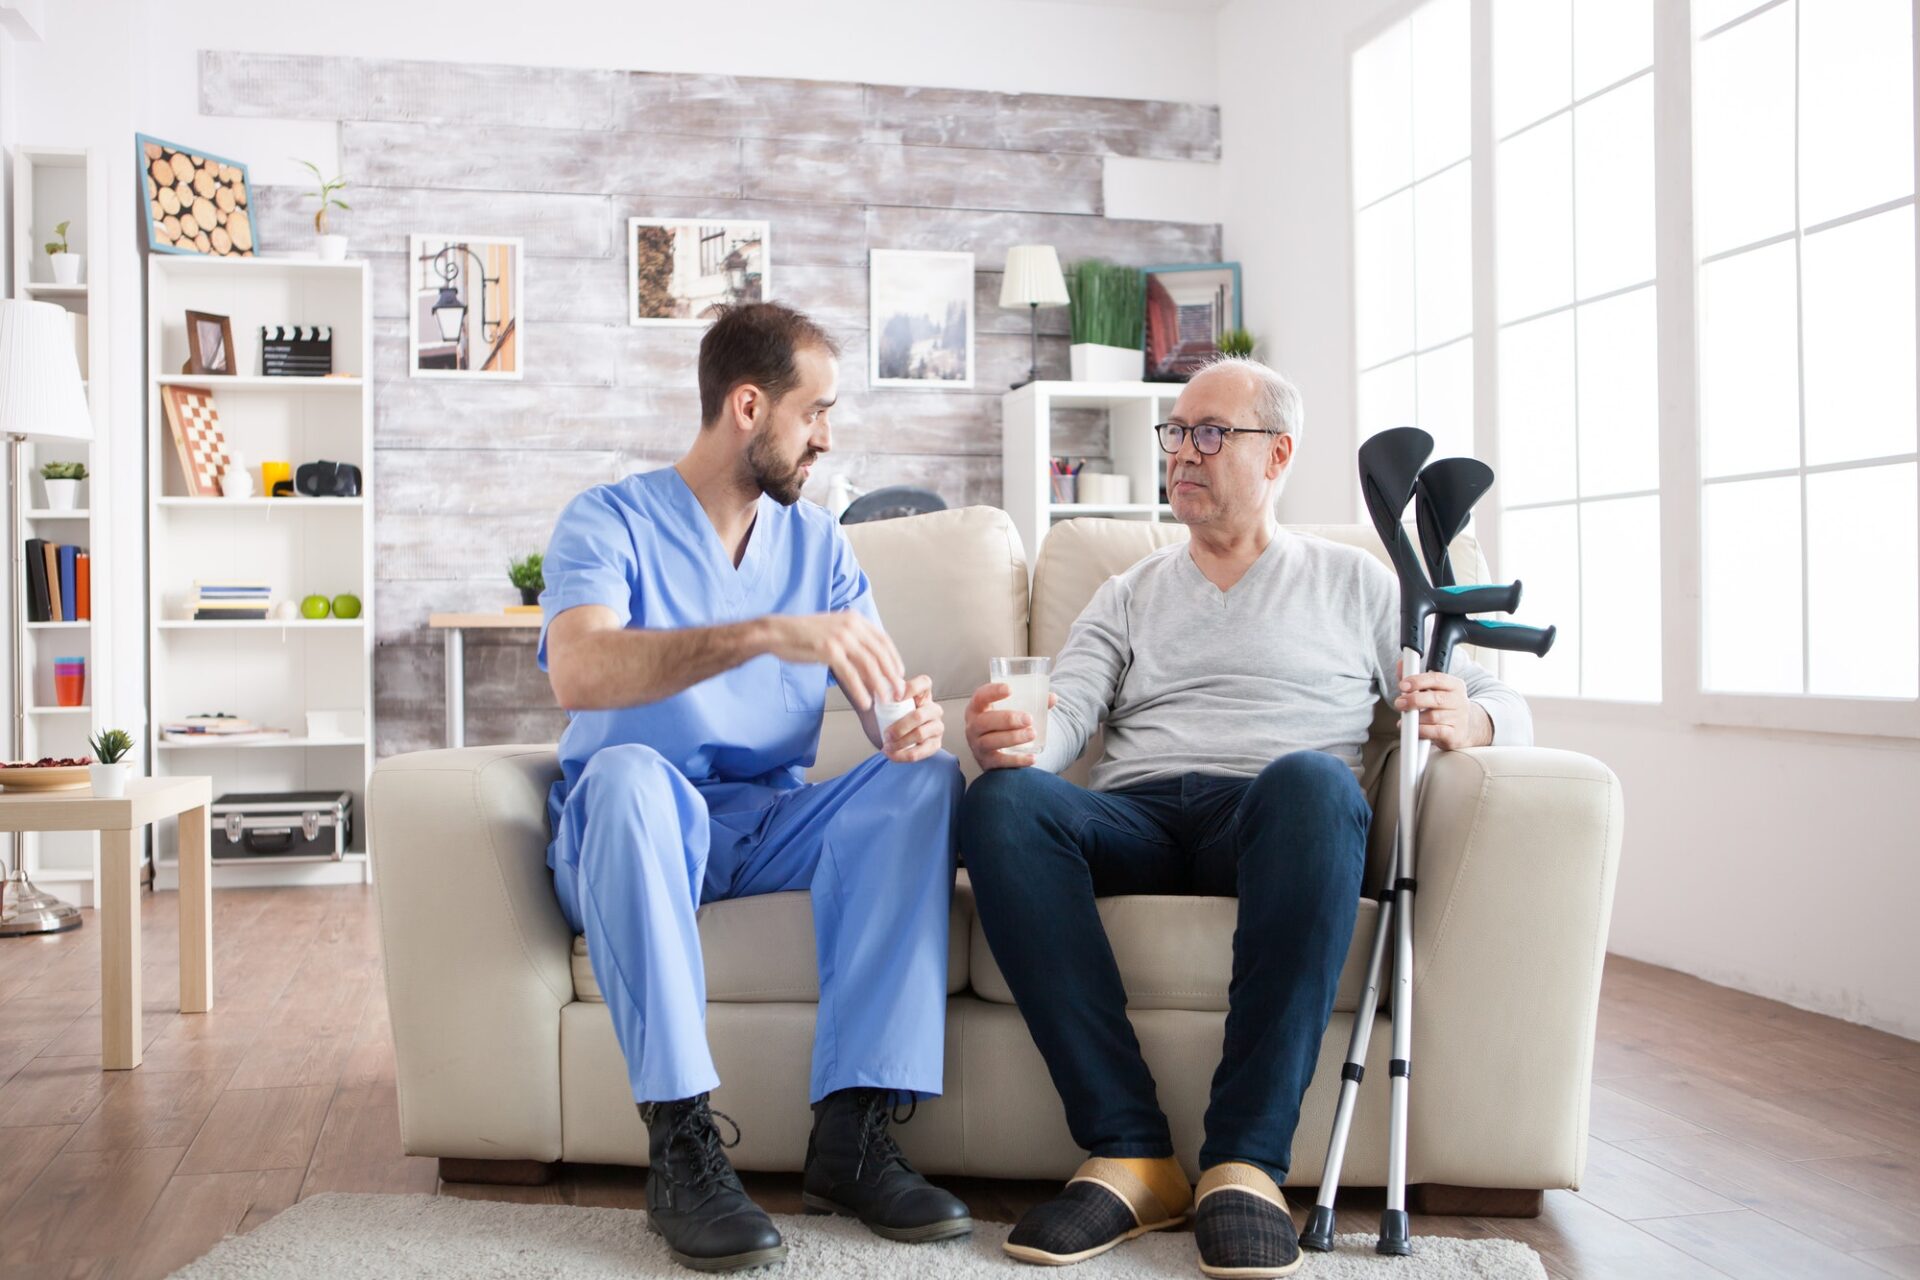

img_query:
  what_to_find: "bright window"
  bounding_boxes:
[1695,0,1918,701]
[1493,0,1660,701]
[1352,0,1476,468]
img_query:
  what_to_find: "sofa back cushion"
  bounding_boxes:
[808,505,1030,781]
[1027,517,1492,790]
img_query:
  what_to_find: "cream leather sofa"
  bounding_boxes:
[368,506,1622,1208]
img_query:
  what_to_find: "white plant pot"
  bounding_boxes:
[50,253,82,286]
[1070,343,1146,383]
[89,762,131,799]
[317,234,348,262]
[41,478,81,510]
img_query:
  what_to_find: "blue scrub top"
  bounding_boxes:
[538,466,881,798]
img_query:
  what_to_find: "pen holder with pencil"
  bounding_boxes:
[1049,472,1078,504]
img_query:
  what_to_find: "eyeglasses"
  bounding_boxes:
[1154,422,1279,456]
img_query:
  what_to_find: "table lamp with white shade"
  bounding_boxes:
[999,244,1069,389]
[0,299,94,936]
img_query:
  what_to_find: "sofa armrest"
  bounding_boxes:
[1381,746,1624,1190]
[368,745,574,1162]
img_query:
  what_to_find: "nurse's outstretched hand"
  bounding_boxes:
[767,610,905,711]
[882,674,946,764]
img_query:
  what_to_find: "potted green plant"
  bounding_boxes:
[1219,328,1257,358]
[88,729,135,799]
[298,159,351,262]
[1066,259,1146,382]
[44,220,81,286]
[509,552,545,607]
[40,460,87,510]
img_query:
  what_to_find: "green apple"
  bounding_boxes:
[331,593,362,620]
[300,594,331,620]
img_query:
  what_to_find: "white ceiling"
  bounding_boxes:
[1012,0,1229,12]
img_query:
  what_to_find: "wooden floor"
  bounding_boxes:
[0,887,1916,1279]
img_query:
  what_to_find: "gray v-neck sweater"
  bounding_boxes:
[1034,529,1534,791]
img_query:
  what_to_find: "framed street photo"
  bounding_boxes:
[409,234,523,379]
[869,249,975,389]
[1143,261,1243,382]
[628,218,769,325]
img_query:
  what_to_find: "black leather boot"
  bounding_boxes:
[801,1089,972,1243]
[642,1096,787,1272]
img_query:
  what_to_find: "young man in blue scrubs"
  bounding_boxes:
[540,303,970,1272]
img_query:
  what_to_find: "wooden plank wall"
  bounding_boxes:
[197,51,1222,756]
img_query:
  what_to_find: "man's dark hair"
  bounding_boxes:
[697,302,839,426]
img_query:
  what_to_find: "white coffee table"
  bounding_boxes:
[0,775,213,1068]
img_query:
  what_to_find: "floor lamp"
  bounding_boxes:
[0,300,95,936]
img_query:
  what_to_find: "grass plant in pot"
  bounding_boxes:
[45,220,82,286]
[299,159,351,261]
[1066,259,1145,382]
[509,552,544,607]
[88,729,135,799]
[40,461,86,510]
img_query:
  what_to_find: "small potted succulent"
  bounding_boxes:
[88,728,135,799]
[40,461,86,510]
[1219,328,1257,359]
[298,159,351,262]
[509,552,545,607]
[1066,259,1146,382]
[44,220,81,286]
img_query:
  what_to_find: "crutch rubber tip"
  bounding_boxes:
[1299,1206,1338,1252]
[1377,1209,1412,1256]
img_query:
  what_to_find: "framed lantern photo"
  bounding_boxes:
[408,234,524,379]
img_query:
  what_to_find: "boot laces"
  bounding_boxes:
[665,1097,743,1192]
[854,1089,917,1181]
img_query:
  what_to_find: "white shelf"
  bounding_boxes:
[26,705,90,715]
[150,254,366,276]
[158,736,366,751]
[24,282,86,297]
[26,620,89,629]
[25,508,89,519]
[153,374,362,389]
[158,497,364,510]
[1050,503,1173,516]
[157,619,364,631]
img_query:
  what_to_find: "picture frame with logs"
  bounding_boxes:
[137,134,256,258]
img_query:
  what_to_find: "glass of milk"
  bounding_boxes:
[989,656,1051,755]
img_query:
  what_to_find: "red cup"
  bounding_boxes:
[53,657,85,708]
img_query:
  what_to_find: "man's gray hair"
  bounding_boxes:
[1199,355,1305,445]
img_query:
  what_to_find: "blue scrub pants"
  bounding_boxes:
[549,745,964,1106]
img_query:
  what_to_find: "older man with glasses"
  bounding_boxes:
[958,357,1532,1278]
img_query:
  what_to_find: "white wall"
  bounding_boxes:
[1216,0,1920,1039]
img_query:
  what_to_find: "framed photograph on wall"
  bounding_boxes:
[628,218,769,325]
[1143,261,1243,382]
[137,135,256,257]
[182,310,234,375]
[869,249,975,389]
[408,234,523,379]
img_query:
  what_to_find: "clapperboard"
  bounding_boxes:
[260,325,333,377]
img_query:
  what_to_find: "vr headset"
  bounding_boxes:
[282,460,362,499]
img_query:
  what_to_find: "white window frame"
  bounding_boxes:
[1345,0,1920,739]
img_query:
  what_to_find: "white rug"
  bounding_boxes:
[166,1192,1546,1279]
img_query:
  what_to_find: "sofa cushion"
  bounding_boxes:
[573,871,976,1003]
[808,506,1030,783]
[969,893,1381,1014]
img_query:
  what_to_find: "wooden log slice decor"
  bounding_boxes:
[140,139,257,256]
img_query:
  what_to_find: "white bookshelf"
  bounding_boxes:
[145,254,374,888]
[9,145,109,904]
[1001,380,1182,557]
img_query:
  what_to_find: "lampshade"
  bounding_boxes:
[0,300,91,443]
[999,244,1070,308]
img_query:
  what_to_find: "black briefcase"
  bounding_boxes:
[211,790,354,861]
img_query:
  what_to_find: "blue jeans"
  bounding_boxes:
[960,751,1369,1183]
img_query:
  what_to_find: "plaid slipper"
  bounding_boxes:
[1193,1163,1303,1278]
[1004,1157,1188,1266]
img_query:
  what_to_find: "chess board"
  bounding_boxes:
[162,385,232,497]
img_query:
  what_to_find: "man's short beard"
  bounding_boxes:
[747,424,813,506]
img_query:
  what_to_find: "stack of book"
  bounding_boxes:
[160,714,289,745]
[22,539,90,622]
[192,581,271,621]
